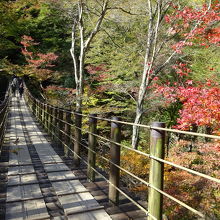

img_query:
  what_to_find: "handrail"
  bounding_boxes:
[0,85,11,149]
[27,99,220,185]
[24,88,219,220]
[38,103,220,140]
[25,89,220,139]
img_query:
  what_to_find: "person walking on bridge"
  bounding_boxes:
[11,76,18,97]
[19,81,24,98]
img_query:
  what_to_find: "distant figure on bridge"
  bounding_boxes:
[11,76,18,97]
[19,81,24,98]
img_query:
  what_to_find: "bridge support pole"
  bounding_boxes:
[45,104,49,131]
[42,103,46,129]
[39,102,43,125]
[87,114,97,182]
[48,105,52,135]
[0,106,6,147]
[0,99,8,147]
[74,111,82,166]
[148,122,165,220]
[40,103,44,125]
[109,116,121,205]
[36,100,39,120]
[64,110,71,156]
[51,106,55,140]
[32,98,36,115]
[58,109,64,148]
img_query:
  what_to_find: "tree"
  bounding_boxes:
[0,0,23,63]
[70,0,110,111]
[132,0,219,149]
[20,35,58,93]
[155,79,220,133]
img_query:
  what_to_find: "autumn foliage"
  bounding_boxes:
[152,1,220,132]
[155,80,220,132]
[166,2,220,54]
[20,35,58,81]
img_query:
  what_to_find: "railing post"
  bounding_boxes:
[41,103,44,124]
[148,122,165,220]
[38,101,41,121]
[36,100,40,120]
[58,109,64,148]
[35,100,38,118]
[87,114,97,181]
[74,111,82,166]
[0,108,4,146]
[45,103,49,131]
[0,103,8,148]
[32,98,36,115]
[64,110,71,156]
[42,103,46,129]
[39,102,43,124]
[109,116,121,205]
[48,105,52,134]
[53,107,58,141]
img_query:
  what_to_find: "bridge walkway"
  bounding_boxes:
[2,96,112,220]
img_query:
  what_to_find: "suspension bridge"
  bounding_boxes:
[0,86,219,220]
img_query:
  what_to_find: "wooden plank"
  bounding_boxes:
[44,163,70,172]
[7,184,42,202]
[7,161,66,167]
[25,199,50,219]
[6,199,50,220]
[47,171,75,181]
[8,174,38,186]
[5,201,24,220]
[52,180,88,196]
[7,175,20,186]
[8,150,18,166]
[18,146,32,164]
[68,209,112,220]
[21,174,38,185]
[33,144,63,164]
[20,165,35,174]
[8,166,20,176]
[21,183,42,200]
[7,185,22,202]
[59,192,102,215]
[9,144,32,166]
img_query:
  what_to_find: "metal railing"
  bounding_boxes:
[0,86,11,150]
[24,88,220,220]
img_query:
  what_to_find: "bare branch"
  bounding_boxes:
[109,7,145,16]
[154,0,213,76]
[70,18,79,82]
[84,0,109,50]
[102,29,121,48]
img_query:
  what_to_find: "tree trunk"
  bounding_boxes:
[132,109,143,149]
[70,0,109,112]
[75,53,85,112]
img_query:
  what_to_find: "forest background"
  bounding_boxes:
[0,0,219,219]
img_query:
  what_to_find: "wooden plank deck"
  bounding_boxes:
[3,96,112,220]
